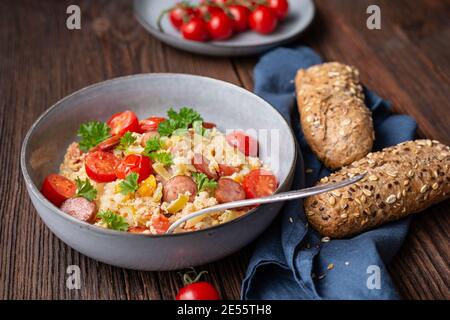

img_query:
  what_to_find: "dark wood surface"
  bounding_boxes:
[1,0,449,300]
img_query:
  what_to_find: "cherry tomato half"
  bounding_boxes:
[128,226,149,234]
[41,174,76,207]
[169,5,195,30]
[206,11,234,40]
[249,6,278,34]
[243,169,278,199]
[225,131,258,157]
[228,4,250,33]
[176,282,220,300]
[85,150,120,183]
[151,214,170,234]
[138,116,166,133]
[181,17,209,42]
[106,110,139,136]
[115,154,152,182]
[267,0,289,20]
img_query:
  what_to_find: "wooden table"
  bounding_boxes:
[1,0,448,300]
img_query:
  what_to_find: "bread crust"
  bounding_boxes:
[305,140,450,238]
[295,62,374,169]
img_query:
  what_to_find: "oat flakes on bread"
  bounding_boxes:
[304,140,450,238]
[295,62,374,169]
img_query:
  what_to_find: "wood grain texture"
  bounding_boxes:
[0,0,448,300]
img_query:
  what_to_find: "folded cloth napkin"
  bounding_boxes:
[241,46,417,300]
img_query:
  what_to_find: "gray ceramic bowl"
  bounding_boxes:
[21,74,298,270]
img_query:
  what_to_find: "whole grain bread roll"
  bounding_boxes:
[296,62,375,169]
[305,140,450,238]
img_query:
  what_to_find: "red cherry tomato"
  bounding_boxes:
[85,150,120,183]
[206,11,234,40]
[176,282,220,300]
[93,134,121,151]
[267,0,289,20]
[228,5,250,32]
[138,116,166,133]
[150,214,170,234]
[248,6,278,34]
[218,164,238,176]
[115,154,152,182]
[225,131,258,157]
[169,6,195,30]
[181,17,209,42]
[106,110,139,136]
[243,169,278,199]
[41,174,76,207]
[194,4,223,18]
[202,122,216,129]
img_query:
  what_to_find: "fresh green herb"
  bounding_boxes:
[96,210,129,231]
[77,121,111,152]
[158,107,203,136]
[192,120,206,136]
[117,132,136,151]
[192,172,217,192]
[75,178,97,201]
[143,137,163,156]
[157,118,179,136]
[149,152,173,166]
[119,172,139,195]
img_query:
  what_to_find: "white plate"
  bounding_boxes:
[134,0,315,56]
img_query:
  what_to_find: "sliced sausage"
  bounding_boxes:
[192,153,218,180]
[128,226,149,234]
[163,175,197,202]
[60,197,97,223]
[214,178,246,204]
[92,134,121,151]
[218,164,238,177]
[140,131,160,147]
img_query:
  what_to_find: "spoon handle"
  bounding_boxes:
[166,174,365,234]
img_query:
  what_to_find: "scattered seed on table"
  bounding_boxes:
[327,263,334,270]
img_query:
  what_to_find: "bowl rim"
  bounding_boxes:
[20,73,298,239]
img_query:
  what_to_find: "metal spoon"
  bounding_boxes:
[166,174,365,234]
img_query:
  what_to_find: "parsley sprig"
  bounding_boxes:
[116,132,136,151]
[142,137,173,166]
[77,121,110,152]
[158,107,203,136]
[192,172,217,192]
[119,172,139,195]
[75,178,97,201]
[149,152,173,166]
[143,137,163,155]
[97,210,129,231]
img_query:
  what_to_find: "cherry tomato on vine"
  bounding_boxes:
[267,0,289,20]
[228,4,251,33]
[248,6,278,34]
[206,11,234,40]
[181,16,209,42]
[176,270,220,300]
[169,5,195,30]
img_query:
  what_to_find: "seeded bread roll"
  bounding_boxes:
[296,62,375,169]
[305,140,450,238]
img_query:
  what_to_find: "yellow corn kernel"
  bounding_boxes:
[166,194,189,214]
[137,175,157,197]
[152,162,172,180]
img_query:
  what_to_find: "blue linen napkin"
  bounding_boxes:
[241,47,417,300]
